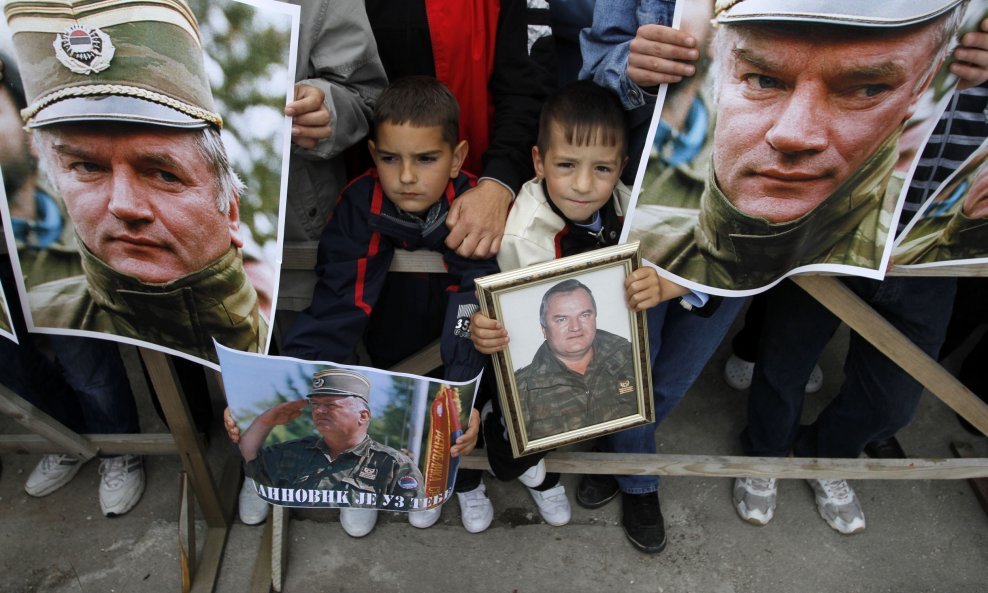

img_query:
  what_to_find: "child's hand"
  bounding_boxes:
[627,24,700,88]
[626,266,662,311]
[953,17,988,90]
[223,407,241,444]
[470,311,509,354]
[450,408,480,458]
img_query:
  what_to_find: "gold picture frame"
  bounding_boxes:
[475,242,654,457]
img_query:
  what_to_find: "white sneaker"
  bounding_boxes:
[808,479,866,535]
[528,483,571,526]
[340,507,378,537]
[733,477,778,526]
[724,354,824,394]
[238,477,270,525]
[805,364,824,394]
[98,455,145,517]
[456,482,494,533]
[723,354,755,390]
[517,459,546,488]
[25,454,84,497]
[408,506,442,529]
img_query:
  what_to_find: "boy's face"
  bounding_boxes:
[369,122,467,214]
[533,123,627,224]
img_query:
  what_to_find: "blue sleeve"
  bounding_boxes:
[439,251,499,384]
[578,0,675,110]
[281,182,394,363]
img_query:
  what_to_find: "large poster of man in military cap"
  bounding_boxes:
[216,343,482,512]
[0,0,298,367]
[621,0,988,295]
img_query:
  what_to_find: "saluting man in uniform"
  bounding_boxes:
[236,369,424,507]
[4,0,266,362]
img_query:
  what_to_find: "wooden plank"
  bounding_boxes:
[793,275,988,437]
[0,433,178,455]
[140,348,227,528]
[248,517,274,593]
[179,472,195,593]
[271,505,288,593]
[951,442,988,517]
[0,384,99,460]
[281,243,446,274]
[888,264,988,277]
[189,527,229,593]
[458,451,988,479]
[388,340,442,376]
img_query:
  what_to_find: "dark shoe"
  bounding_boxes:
[863,436,906,459]
[576,474,620,509]
[621,492,667,554]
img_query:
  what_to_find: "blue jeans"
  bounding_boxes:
[743,277,956,459]
[603,296,746,493]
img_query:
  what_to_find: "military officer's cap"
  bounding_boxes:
[714,0,966,27]
[4,0,222,129]
[307,370,371,404]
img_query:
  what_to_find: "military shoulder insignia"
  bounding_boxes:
[53,25,115,75]
[358,466,378,480]
[398,475,419,490]
[618,380,634,395]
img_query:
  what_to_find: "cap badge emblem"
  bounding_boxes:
[312,376,325,389]
[53,25,115,75]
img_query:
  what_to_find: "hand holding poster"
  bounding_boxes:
[217,343,481,512]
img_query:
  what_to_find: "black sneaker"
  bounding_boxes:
[621,492,667,554]
[863,436,906,459]
[576,474,620,509]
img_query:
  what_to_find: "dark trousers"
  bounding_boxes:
[743,276,956,459]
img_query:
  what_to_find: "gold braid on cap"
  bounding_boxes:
[21,83,223,127]
[713,0,744,17]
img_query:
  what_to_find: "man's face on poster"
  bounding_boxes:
[542,289,597,362]
[712,20,943,223]
[310,395,368,441]
[35,123,241,284]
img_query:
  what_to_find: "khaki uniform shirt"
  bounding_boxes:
[515,329,639,441]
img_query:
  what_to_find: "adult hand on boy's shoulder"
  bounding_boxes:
[446,179,512,259]
[286,83,332,149]
[627,24,699,88]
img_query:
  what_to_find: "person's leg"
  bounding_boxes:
[743,281,839,457]
[794,277,957,459]
[48,335,144,516]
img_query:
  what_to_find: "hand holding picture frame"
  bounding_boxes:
[475,242,654,457]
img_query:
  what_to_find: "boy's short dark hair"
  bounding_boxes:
[536,81,627,158]
[372,76,460,148]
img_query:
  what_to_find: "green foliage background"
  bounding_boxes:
[187,0,292,249]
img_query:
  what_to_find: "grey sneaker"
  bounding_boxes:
[25,454,84,497]
[733,477,778,525]
[808,479,866,534]
[99,455,145,516]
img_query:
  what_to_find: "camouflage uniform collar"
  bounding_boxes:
[695,125,901,283]
[78,241,266,361]
[311,434,373,460]
[525,329,630,385]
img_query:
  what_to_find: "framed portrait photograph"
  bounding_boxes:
[475,242,653,457]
